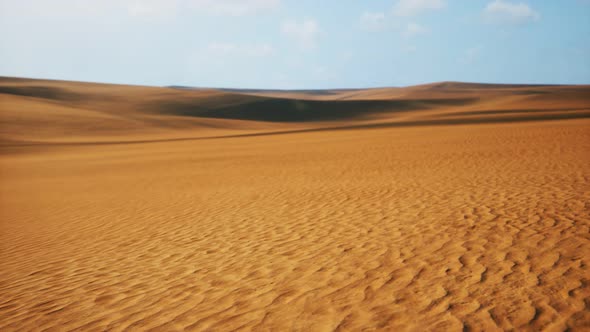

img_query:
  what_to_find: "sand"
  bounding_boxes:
[1,77,589,331]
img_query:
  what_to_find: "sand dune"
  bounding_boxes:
[1,77,589,144]
[1,77,589,331]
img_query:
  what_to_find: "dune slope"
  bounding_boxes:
[1,78,589,331]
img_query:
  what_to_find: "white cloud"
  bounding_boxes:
[281,18,320,51]
[392,0,445,16]
[484,1,540,24]
[402,22,429,37]
[206,42,275,57]
[245,44,275,57]
[0,0,122,18]
[360,11,387,31]
[186,0,280,16]
[0,0,279,19]
[127,0,178,18]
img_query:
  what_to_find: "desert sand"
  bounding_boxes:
[1,77,589,331]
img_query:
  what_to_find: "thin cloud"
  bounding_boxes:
[206,43,275,57]
[127,0,178,18]
[0,0,280,19]
[186,0,280,16]
[360,11,387,31]
[281,18,320,51]
[484,0,540,25]
[402,22,429,38]
[392,0,445,16]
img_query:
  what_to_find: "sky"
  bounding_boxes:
[0,0,589,89]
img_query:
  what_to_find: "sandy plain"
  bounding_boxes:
[0,77,589,331]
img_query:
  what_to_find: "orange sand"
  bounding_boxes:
[1,77,589,331]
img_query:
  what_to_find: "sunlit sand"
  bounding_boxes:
[1,77,589,331]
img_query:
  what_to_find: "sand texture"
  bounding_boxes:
[1,77,590,331]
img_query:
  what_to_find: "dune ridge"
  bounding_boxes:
[1,77,589,331]
[1,77,589,145]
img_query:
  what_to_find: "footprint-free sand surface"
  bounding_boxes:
[1,77,589,331]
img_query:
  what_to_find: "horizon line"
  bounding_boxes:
[0,75,585,91]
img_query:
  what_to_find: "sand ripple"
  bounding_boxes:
[1,119,589,331]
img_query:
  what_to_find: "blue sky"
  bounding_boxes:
[1,0,589,89]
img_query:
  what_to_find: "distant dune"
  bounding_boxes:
[1,77,589,331]
[0,77,589,146]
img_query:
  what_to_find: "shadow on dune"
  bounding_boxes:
[2,78,589,150]
[440,108,588,117]
[0,81,476,123]
[219,88,356,96]
[5,110,588,149]
[152,96,478,122]
[0,86,82,102]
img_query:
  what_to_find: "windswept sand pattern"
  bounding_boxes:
[1,78,590,331]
